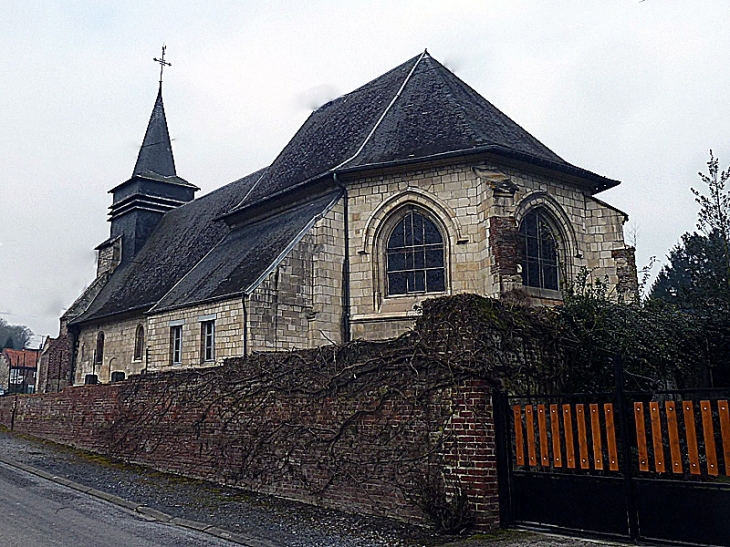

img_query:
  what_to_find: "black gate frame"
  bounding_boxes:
[494,358,730,546]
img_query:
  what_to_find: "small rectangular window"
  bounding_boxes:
[201,320,215,362]
[170,325,182,365]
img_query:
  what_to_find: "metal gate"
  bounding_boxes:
[495,387,730,546]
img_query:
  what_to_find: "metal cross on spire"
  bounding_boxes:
[153,44,171,86]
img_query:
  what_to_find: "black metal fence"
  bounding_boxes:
[495,383,730,546]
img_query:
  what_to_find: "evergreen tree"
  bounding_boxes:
[650,231,730,309]
[2,336,13,350]
[648,151,730,386]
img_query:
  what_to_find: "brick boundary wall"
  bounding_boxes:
[0,372,499,530]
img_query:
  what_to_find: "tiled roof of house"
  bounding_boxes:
[1,348,39,369]
[230,51,617,214]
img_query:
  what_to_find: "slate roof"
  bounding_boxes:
[232,51,618,214]
[133,86,177,178]
[151,191,341,313]
[71,171,263,324]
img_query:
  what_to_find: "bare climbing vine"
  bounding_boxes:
[100,293,704,532]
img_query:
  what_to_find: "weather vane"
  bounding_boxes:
[153,44,171,86]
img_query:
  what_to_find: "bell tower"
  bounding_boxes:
[106,46,198,266]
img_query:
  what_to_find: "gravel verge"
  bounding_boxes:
[0,430,625,547]
[0,430,446,547]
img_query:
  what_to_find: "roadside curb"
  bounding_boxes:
[0,455,281,547]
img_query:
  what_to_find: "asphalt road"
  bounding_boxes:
[0,462,237,547]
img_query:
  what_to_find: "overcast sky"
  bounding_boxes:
[2,0,729,342]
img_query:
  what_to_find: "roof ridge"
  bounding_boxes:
[333,50,428,171]
[231,52,426,213]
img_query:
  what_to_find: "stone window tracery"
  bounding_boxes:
[386,210,446,296]
[519,208,560,291]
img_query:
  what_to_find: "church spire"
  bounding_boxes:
[133,87,176,178]
[132,46,176,178]
[106,46,197,266]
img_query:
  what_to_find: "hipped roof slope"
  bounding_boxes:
[233,51,617,213]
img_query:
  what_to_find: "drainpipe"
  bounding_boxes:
[333,173,351,343]
[242,294,249,356]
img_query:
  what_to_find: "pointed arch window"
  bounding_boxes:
[386,210,446,295]
[519,208,560,291]
[133,324,144,361]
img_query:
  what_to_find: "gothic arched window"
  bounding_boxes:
[134,324,144,361]
[519,208,560,291]
[386,210,445,295]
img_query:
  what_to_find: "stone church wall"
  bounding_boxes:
[345,158,630,339]
[347,160,490,340]
[74,316,147,384]
[508,167,628,288]
[146,299,245,373]
[68,160,631,380]
[248,200,345,351]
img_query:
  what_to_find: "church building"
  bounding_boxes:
[57,51,635,385]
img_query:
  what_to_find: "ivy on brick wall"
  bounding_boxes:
[108,330,491,531]
[416,289,718,393]
[99,290,718,532]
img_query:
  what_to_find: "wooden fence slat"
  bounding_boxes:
[604,403,619,471]
[719,400,730,476]
[538,404,549,467]
[649,402,666,473]
[576,404,590,469]
[666,401,683,474]
[589,404,604,470]
[513,405,524,466]
[550,404,562,468]
[525,405,537,466]
[634,402,649,472]
[683,401,701,475]
[563,404,575,469]
[700,400,719,476]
